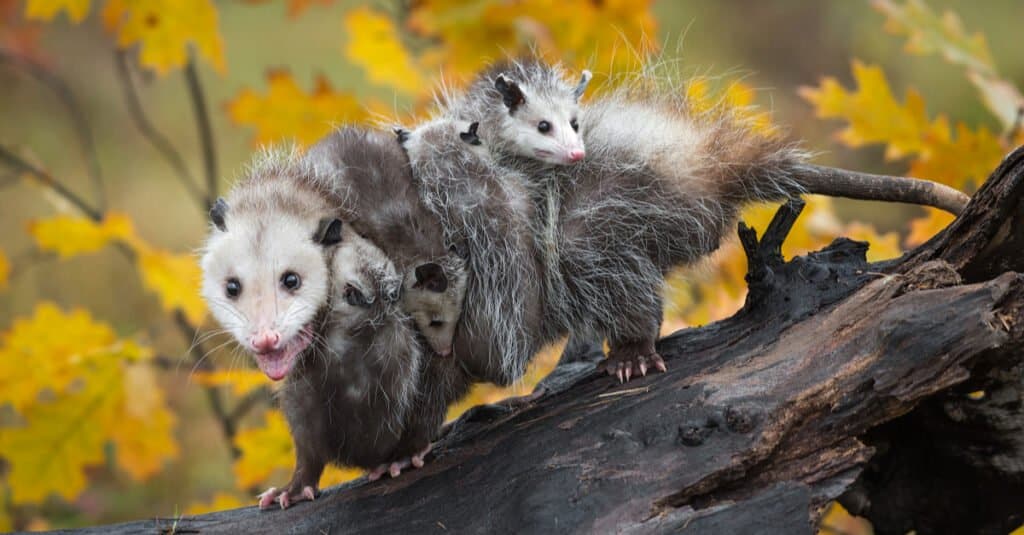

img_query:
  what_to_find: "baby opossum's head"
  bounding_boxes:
[328,225,403,335]
[401,257,466,357]
[492,68,591,166]
[200,158,342,381]
[396,117,489,168]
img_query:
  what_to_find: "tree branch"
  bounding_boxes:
[114,50,207,208]
[0,49,106,211]
[0,144,102,220]
[183,55,218,208]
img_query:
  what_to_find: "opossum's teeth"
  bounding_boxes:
[253,326,313,381]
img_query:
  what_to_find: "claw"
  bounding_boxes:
[367,464,388,481]
[411,454,425,468]
[639,360,648,376]
[624,365,632,382]
[279,492,290,509]
[301,486,316,502]
[257,487,278,510]
[389,462,402,478]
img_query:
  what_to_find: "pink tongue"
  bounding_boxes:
[256,349,295,381]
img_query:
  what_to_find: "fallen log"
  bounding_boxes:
[49,146,1024,535]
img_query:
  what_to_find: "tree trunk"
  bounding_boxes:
[47,147,1024,535]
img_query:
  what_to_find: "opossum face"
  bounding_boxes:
[201,205,341,381]
[402,260,466,356]
[494,72,590,165]
[328,227,402,335]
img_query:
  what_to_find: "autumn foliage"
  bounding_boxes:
[0,0,1020,531]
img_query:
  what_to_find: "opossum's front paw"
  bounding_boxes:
[257,484,317,510]
[366,444,432,482]
[604,341,666,383]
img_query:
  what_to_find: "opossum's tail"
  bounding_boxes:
[791,164,970,215]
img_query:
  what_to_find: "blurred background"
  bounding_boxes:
[0,0,1021,531]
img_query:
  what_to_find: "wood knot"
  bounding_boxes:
[724,404,761,433]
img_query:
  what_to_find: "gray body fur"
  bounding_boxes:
[402,117,545,384]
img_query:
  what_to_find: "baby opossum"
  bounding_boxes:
[303,127,467,356]
[201,149,469,509]
[397,117,545,385]
[440,58,970,382]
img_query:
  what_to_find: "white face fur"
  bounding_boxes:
[201,208,332,381]
[495,70,591,166]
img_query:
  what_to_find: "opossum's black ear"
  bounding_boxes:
[393,126,410,145]
[494,74,525,114]
[459,122,482,146]
[413,262,448,293]
[210,198,228,232]
[574,70,592,101]
[314,218,344,246]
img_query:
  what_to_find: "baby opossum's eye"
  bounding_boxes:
[537,120,551,134]
[225,278,242,299]
[281,271,301,292]
[429,319,443,328]
[344,284,369,308]
[570,118,579,132]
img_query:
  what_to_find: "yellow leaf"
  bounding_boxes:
[844,222,902,262]
[0,302,117,413]
[233,410,294,489]
[109,363,178,480]
[0,363,120,504]
[24,0,90,23]
[817,501,873,535]
[226,70,370,147]
[873,0,995,76]
[0,249,9,291]
[906,207,955,247]
[101,0,225,75]
[27,212,135,259]
[320,466,362,487]
[343,7,424,95]
[184,492,247,515]
[445,342,562,421]
[192,368,270,397]
[134,246,206,325]
[910,120,1006,190]
[801,60,942,160]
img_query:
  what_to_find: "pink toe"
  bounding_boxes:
[302,486,316,501]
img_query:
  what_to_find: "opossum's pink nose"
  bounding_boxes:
[251,330,281,353]
[567,149,585,162]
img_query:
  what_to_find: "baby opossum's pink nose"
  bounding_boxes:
[251,330,281,353]
[568,149,585,162]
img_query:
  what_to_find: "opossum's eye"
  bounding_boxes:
[344,284,369,308]
[429,319,443,328]
[537,121,551,134]
[225,278,242,299]
[281,271,301,292]
[570,118,579,132]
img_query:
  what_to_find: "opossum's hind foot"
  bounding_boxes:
[367,444,433,481]
[603,340,667,383]
[257,484,317,510]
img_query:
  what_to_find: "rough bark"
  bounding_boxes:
[44,147,1024,535]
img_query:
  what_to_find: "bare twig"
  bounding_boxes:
[183,56,218,208]
[0,49,106,211]
[0,144,102,219]
[114,51,207,207]
[228,386,270,425]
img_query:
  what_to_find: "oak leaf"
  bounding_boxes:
[343,7,424,95]
[24,0,90,23]
[226,70,370,147]
[101,0,225,75]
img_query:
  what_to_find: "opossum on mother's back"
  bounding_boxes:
[439,58,970,383]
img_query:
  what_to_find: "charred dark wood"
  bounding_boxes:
[45,148,1024,535]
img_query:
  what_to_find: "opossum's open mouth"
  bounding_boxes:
[254,326,313,381]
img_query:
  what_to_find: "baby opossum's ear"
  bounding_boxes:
[412,262,448,293]
[393,126,410,145]
[314,218,344,246]
[574,70,593,101]
[209,198,228,232]
[494,74,525,114]
[459,122,482,146]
